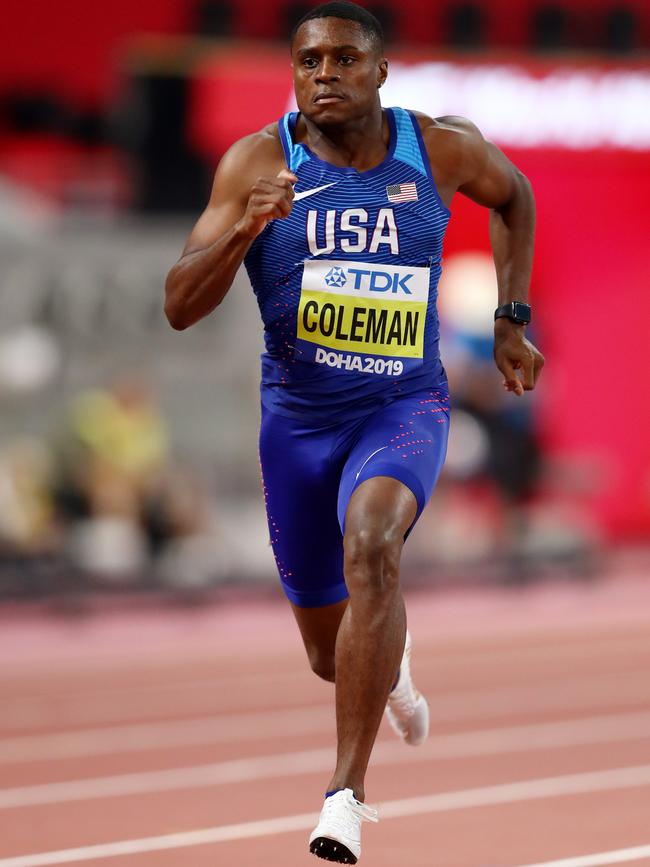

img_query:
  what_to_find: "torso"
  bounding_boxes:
[244,106,452,423]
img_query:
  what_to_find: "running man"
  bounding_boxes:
[165,2,544,862]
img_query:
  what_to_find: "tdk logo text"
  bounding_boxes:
[324,266,413,295]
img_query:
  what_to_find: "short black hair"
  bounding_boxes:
[290,2,384,53]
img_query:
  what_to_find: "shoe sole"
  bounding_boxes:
[310,836,357,863]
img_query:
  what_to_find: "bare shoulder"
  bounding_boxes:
[405,110,526,207]
[411,112,485,156]
[217,122,286,181]
[204,122,287,208]
[182,123,287,254]
[408,111,489,190]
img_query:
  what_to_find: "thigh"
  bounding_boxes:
[259,405,348,608]
[337,387,450,535]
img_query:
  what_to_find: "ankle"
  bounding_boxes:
[326,781,365,802]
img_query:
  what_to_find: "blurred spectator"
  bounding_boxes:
[447,3,486,50]
[531,4,570,50]
[53,376,169,522]
[0,437,59,557]
[50,376,223,588]
[604,6,637,53]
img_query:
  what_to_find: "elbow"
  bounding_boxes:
[515,170,534,202]
[164,258,224,329]
[494,170,535,219]
[519,172,536,224]
[165,305,190,331]
[164,294,193,330]
[164,272,190,331]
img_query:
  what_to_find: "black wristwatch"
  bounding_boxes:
[494,301,532,325]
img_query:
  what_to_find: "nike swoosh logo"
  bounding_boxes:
[355,446,388,481]
[293,182,338,201]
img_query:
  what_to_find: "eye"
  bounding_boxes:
[302,57,318,69]
[339,56,356,65]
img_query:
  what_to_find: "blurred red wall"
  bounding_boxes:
[3,0,650,106]
[445,150,650,538]
[188,56,650,539]
[0,0,192,106]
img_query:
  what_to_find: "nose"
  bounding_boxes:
[315,58,340,82]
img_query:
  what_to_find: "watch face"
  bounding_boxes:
[513,302,531,322]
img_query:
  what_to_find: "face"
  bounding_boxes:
[291,17,388,124]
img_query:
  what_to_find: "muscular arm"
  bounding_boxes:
[420,115,544,395]
[451,118,535,310]
[164,129,295,330]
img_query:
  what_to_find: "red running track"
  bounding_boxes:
[1,570,650,867]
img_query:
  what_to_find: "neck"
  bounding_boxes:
[300,104,388,171]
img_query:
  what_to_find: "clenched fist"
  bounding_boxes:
[238,169,298,241]
[494,318,544,397]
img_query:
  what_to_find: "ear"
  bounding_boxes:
[377,58,388,89]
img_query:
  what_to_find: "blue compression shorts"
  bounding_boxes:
[259,387,450,608]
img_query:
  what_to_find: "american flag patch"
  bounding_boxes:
[386,182,418,203]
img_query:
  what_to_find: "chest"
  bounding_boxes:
[252,161,450,282]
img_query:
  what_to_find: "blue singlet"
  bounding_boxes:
[245,106,451,423]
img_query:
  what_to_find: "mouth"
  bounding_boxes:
[314,93,345,104]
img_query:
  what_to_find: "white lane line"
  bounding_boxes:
[5,626,648,696]
[4,702,649,765]
[3,665,650,760]
[4,667,650,738]
[1,765,650,866]
[0,670,315,730]
[517,844,650,866]
[0,705,334,763]
[0,811,318,867]
[5,629,649,718]
[3,711,650,808]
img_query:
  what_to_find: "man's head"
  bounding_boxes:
[290,1,388,124]
[290,2,384,55]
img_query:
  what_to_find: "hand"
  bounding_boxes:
[493,319,544,397]
[238,169,298,240]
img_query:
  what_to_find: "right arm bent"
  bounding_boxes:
[164,132,296,330]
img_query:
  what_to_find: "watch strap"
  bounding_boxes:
[494,301,532,325]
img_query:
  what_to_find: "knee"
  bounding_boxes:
[343,525,403,595]
[308,650,336,682]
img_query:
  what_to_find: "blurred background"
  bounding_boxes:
[1,0,649,606]
[2,4,650,866]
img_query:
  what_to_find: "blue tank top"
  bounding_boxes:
[244,107,451,423]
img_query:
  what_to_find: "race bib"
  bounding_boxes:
[295,259,429,377]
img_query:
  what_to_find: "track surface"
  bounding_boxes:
[1,571,650,867]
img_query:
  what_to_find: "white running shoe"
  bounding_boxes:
[385,630,430,746]
[309,788,378,864]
